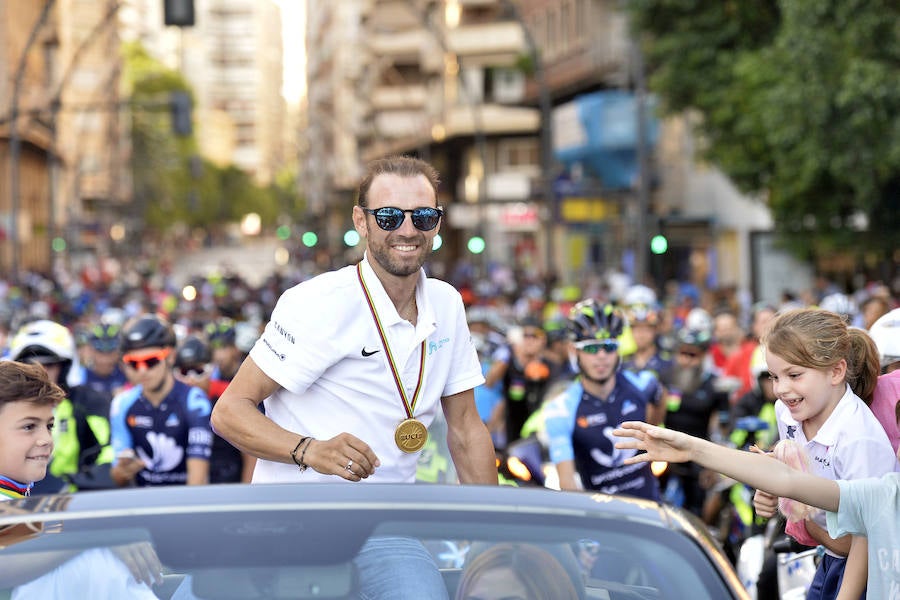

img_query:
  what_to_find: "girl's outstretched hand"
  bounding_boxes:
[613,421,694,465]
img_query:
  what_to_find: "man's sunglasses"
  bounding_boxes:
[360,206,443,231]
[574,340,619,354]
[178,364,211,378]
[123,348,171,371]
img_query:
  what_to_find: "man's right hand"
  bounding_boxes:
[753,488,779,518]
[305,433,380,481]
[111,452,147,487]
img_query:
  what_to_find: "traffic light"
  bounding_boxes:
[170,91,192,136]
[467,236,486,255]
[164,0,195,27]
[650,234,668,255]
[301,232,318,248]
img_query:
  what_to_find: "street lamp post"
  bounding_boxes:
[632,34,650,286]
[499,0,556,282]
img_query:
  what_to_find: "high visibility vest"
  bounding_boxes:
[49,398,113,485]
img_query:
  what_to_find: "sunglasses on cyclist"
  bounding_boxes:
[123,348,171,371]
[178,364,212,378]
[574,340,619,354]
[360,206,443,231]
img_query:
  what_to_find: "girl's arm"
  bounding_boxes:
[804,518,851,556]
[835,536,867,600]
[614,421,841,512]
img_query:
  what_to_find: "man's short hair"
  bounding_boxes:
[357,156,440,207]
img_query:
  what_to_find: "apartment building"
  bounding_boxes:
[0,1,60,275]
[304,0,790,295]
[122,0,286,184]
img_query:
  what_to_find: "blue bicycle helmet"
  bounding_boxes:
[87,322,122,353]
[567,299,626,342]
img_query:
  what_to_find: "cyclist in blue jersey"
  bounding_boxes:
[620,297,673,386]
[81,322,128,401]
[110,315,212,487]
[545,300,663,499]
[174,335,255,483]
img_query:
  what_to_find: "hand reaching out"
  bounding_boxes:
[613,421,695,465]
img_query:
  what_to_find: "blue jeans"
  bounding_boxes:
[355,536,448,600]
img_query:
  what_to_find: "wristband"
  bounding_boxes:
[299,437,313,471]
[290,436,310,472]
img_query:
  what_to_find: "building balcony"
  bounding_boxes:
[363,0,421,30]
[374,109,429,139]
[444,103,539,137]
[371,83,428,110]
[446,21,525,61]
[368,28,430,60]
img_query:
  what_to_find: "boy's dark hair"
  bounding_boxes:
[0,361,66,409]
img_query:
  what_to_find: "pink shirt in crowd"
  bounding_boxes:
[870,369,900,455]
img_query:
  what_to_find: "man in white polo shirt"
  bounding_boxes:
[211,155,496,599]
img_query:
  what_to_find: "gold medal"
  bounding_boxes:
[394,418,428,453]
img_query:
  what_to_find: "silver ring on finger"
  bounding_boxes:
[345,459,353,472]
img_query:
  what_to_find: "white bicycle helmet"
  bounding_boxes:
[9,320,76,364]
[8,319,81,388]
[623,284,658,309]
[869,308,900,370]
[819,293,858,322]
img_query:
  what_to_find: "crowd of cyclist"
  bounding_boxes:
[464,275,899,571]
[0,263,896,507]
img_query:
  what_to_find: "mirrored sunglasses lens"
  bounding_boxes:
[411,208,440,231]
[374,208,403,230]
[581,342,617,354]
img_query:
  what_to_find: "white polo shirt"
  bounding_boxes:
[776,384,900,556]
[249,257,485,484]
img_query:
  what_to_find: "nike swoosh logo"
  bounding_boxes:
[361,347,380,357]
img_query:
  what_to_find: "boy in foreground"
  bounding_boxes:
[0,360,162,594]
[613,421,900,599]
[0,361,65,500]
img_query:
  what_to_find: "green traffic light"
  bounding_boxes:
[51,237,67,252]
[467,236,486,255]
[650,235,668,255]
[301,231,318,247]
[344,230,360,247]
[276,225,291,240]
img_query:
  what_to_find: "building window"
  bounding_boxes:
[497,138,539,170]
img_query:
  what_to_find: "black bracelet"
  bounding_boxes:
[298,437,314,472]
[290,436,309,471]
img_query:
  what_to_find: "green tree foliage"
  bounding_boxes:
[629,0,900,261]
[123,42,291,236]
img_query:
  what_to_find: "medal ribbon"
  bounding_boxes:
[357,263,425,419]
[0,475,31,498]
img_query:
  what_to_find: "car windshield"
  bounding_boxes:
[0,485,741,600]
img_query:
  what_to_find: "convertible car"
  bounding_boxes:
[0,483,748,599]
